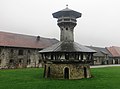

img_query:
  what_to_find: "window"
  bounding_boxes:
[18,50,23,55]
[19,59,23,63]
[27,59,31,65]
[64,19,70,21]
[66,28,68,30]
[83,55,87,60]
[65,53,69,60]
[9,59,14,64]
[28,50,30,53]
[11,49,14,53]
[10,49,14,56]
[38,60,41,64]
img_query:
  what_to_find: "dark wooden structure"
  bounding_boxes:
[40,6,96,79]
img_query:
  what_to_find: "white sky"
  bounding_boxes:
[0,0,120,47]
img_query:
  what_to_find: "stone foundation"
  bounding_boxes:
[44,63,91,79]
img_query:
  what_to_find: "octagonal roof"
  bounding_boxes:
[52,7,82,18]
[39,41,96,53]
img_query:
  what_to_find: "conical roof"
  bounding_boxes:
[39,41,96,53]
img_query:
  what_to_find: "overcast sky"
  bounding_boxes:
[0,0,120,47]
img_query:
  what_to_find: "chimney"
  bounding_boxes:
[37,36,40,41]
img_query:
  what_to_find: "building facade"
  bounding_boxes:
[107,46,120,64]
[0,31,58,69]
[87,46,112,65]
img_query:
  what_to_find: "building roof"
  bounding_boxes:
[0,31,58,49]
[52,7,82,18]
[39,41,96,53]
[107,46,120,57]
[87,46,112,57]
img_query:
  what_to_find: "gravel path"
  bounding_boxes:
[90,64,120,68]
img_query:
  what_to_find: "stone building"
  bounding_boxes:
[107,46,120,64]
[87,46,112,65]
[0,31,58,69]
[40,7,96,79]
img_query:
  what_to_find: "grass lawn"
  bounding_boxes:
[0,67,120,89]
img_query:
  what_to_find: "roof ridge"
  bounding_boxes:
[0,31,57,40]
[0,31,58,49]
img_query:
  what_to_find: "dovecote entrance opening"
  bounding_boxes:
[84,67,87,78]
[64,67,69,79]
[47,67,51,78]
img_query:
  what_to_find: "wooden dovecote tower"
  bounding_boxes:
[40,6,96,79]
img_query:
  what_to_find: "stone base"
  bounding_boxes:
[44,63,91,79]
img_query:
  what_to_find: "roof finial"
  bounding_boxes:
[66,4,68,8]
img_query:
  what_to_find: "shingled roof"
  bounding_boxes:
[0,31,58,49]
[52,7,82,18]
[107,46,120,57]
[39,41,96,53]
[87,46,112,57]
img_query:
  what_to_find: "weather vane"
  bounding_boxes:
[66,4,68,8]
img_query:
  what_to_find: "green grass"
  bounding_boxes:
[0,67,120,89]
